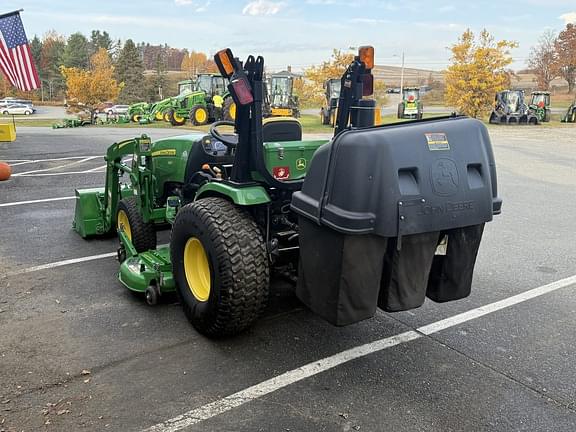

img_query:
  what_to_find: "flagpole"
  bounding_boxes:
[0,9,24,20]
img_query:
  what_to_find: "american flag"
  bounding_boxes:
[0,11,40,91]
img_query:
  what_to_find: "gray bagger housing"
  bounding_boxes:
[291,116,502,326]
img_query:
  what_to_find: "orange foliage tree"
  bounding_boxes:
[60,48,120,121]
[181,51,217,77]
[445,29,517,118]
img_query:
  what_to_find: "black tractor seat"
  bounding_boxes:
[262,117,302,142]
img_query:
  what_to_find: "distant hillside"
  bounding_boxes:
[373,65,444,86]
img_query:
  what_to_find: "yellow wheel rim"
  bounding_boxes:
[117,210,132,241]
[195,108,207,123]
[229,102,236,120]
[174,112,185,123]
[155,111,164,120]
[164,113,170,122]
[183,237,211,302]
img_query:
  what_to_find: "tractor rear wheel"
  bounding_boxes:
[163,112,170,122]
[397,102,404,119]
[116,197,157,253]
[168,109,187,126]
[171,197,269,337]
[131,114,141,123]
[190,105,209,126]
[223,97,236,121]
[544,109,551,122]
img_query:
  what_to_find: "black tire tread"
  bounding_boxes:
[117,197,157,253]
[171,197,269,337]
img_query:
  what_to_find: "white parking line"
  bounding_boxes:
[142,275,576,432]
[5,156,100,165]
[0,196,76,208]
[6,251,117,276]
[13,156,99,176]
[14,170,105,177]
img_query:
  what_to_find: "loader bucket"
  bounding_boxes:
[291,116,501,326]
[72,187,108,238]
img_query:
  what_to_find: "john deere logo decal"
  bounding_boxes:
[296,158,307,170]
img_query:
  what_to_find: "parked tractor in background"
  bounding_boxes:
[177,79,195,95]
[489,90,539,125]
[166,73,235,126]
[72,46,501,338]
[320,78,341,126]
[561,100,576,123]
[127,102,151,123]
[397,87,423,120]
[268,73,300,118]
[528,91,551,123]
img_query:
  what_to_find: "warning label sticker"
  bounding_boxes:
[425,132,450,151]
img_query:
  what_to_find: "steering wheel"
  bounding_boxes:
[209,121,237,150]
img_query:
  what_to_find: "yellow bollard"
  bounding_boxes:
[0,123,16,142]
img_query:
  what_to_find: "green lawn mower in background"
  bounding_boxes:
[397,87,423,119]
[73,46,501,338]
[528,91,551,123]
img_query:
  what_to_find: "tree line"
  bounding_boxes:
[0,29,217,104]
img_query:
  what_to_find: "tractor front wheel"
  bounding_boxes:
[223,97,236,121]
[170,197,269,337]
[116,197,157,253]
[190,105,209,126]
[168,109,187,126]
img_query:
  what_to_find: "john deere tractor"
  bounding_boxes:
[320,78,341,126]
[127,102,150,123]
[166,73,236,126]
[489,90,539,125]
[397,87,423,119]
[562,100,576,123]
[528,91,551,123]
[268,73,300,118]
[73,46,501,338]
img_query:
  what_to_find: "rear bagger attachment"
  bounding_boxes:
[291,116,501,326]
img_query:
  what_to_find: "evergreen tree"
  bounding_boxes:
[116,39,145,103]
[89,30,113,55]
[63,32,89,68]
[30,36,43,79]
[146,53,167,101]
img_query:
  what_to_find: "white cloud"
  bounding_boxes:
[242,0,286,16]
[174,0,194,5]
[306,0,336,4]
[559,12,576,25]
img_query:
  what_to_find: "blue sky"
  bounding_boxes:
[3,0,576,72]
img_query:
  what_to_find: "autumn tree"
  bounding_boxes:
[63,32,89,69]
[298,49,355,107]
[181,50,217,77]
[61,48,120,121]
[554,24,576,93]
[527,30,557,90]
[445,29,517,118]
[115,39,145,103]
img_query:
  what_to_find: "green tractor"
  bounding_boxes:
[268,73,300,118]
[127,102,151,123]
[177,78,195,95]
[166,73,236,126]
[397,87,423,120]
[561,100,576,123]
[528,91,551,123]
[73,46,501,338]
[320,78,341,126]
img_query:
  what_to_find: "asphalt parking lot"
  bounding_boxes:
[0,125,575,432]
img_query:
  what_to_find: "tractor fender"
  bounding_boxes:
[195,182,271,206]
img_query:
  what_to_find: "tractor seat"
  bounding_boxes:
[262,117,302,142]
